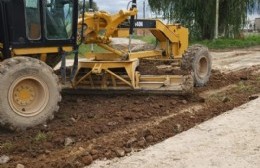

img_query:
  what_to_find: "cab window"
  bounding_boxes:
[45,0,74,40]
[24,0,41,40]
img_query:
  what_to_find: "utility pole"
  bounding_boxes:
[215,0,219,39]
[143,0,146,36]
[143,0,146,19]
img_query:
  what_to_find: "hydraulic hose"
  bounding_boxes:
[71,0,87,81]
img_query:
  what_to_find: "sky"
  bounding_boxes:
[248,13,260,21]
[94,0,150,18]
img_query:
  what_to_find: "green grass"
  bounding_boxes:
[78,44,108,56]
[75,35,156,58]
[192,34,260,49]
[132,34,260,50]
[133,35,157,45]
[34,132,48,142]
[1,141,15,153]
[257,77,260,81]
[66,44,107,59]
[75,33,260,55]
[235,81,256,93]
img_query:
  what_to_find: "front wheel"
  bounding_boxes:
[181,45,212,87]
[0,57,61,130]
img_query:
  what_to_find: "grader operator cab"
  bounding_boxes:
[0,0,212,130]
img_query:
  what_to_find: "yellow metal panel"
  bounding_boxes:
[40,53,47,62]
[172,43,180,58]
[13,47,73,55]
[112,29,130,37]
[86,53,122,61]
[74,59,139,89]
[129,50,162,59]
[155,20,179,43]
[80,9,138,44]
[151,30,167,41]
[177,27,189,57]
[78,59,138,70]
[165,24,188,58]
[97,43,126,57]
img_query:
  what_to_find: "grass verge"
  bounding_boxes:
[76,33,260,55]
[192,34,260,49]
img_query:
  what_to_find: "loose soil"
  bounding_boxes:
[211,46,260,73]
[1,48,260,168]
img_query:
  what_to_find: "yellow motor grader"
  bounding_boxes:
[0,0,211,130]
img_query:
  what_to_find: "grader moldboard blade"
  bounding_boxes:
[62,58,194,96]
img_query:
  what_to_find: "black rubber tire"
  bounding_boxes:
[181,45,212,87]
[0,57,61,130]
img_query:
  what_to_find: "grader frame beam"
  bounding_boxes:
[117,19,189,59]
[12,47,74,55]
[73,5,190,93]
[79,8,188,60]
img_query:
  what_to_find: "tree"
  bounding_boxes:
[79,0,99,12]
[148,0,260,40]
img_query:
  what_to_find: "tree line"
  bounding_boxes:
[148,0,260,40]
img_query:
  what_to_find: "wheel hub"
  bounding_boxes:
[14,85,35,106]
[197,57,208,78]
[8,76,49,117]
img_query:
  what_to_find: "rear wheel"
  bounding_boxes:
[0,57,61,130]
[181,45,212,86]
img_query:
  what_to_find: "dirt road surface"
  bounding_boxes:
[1,46,260,168]
[211,46,260,73]
[88,46,260,168]
[89,97,260,168]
